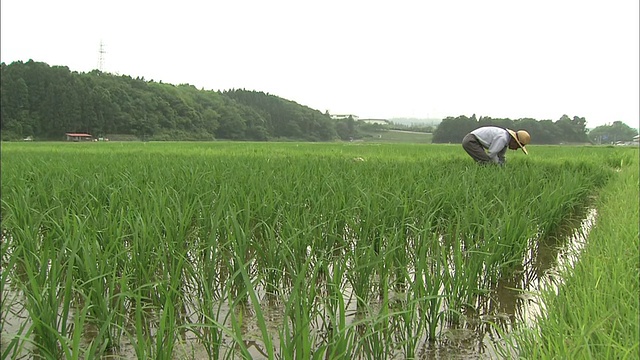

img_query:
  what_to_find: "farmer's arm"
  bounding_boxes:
[487,137,508,163]
[497,147,507,165]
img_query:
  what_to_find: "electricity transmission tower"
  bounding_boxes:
[98,40,106,71]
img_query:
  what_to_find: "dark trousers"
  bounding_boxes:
[462,133,492,164]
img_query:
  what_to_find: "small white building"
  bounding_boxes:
[330,114,359,121]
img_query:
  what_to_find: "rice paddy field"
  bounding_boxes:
[1,141,638,359]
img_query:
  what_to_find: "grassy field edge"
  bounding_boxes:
[514,158,639,359]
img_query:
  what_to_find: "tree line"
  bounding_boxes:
[432,114,592,144]
[1,60,636,143]
[432,114,637,145]
[587,121,638,144]
[0,60,345,141]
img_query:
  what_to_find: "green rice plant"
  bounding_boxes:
[1,188,47,285]
[0,185,67,357]
[388,288,424,359]
[190,211,227,359]
[344,233,380,315]
[70,218,129,354]
[388,222,412,294]
[16,225,74,359]
[189,277,225,359]
[253,219,286,301]
[236,255,276,359]
[530,166,600,237]
[508,154,639,359]
[123,207,164,309]
[248,205,286,300]
[227,302,255,358]
[438,230,471,326]
[0,238,27,359]
[226,209,252,306]
[279,254,317,360]
[69,240,112,354]
[127,287,155,359]
[0,142,626,359]
[355,313,393,360]
[412,232,447,341]
[153,291,178,360]
[317,258,355,359]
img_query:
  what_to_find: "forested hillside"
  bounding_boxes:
[0,60,342,141]
[2,60,633,144]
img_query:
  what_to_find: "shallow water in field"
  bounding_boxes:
[1,209,596,359]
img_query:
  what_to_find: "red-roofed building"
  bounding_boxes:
[65,133,93,141]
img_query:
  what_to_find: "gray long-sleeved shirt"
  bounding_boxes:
[470,126,510,164]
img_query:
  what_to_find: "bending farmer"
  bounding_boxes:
[462,126,530,165]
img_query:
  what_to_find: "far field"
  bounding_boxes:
[358,129,433,143]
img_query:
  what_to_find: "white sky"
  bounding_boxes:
[1,0,638,129]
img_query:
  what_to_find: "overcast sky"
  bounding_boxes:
[1,0,638,129]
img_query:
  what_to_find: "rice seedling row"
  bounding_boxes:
[1,142,627,359]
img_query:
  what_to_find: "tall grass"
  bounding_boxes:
[504,148,639,359]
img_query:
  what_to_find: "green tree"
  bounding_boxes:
[335,116,357,140]
[513,118,553,144]
[0,75,30,139]
[554,114,588,143]
[478,116,514,130]
[588,121,639,144]
[432,115,478,143]
[215,101,246,139]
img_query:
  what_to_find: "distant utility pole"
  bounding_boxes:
[98,40,106,71]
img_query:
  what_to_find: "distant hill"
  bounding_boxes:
[0,60,337,141]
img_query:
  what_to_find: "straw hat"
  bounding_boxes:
[507,129,530,155]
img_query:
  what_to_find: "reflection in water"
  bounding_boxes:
[518,208,596,327]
